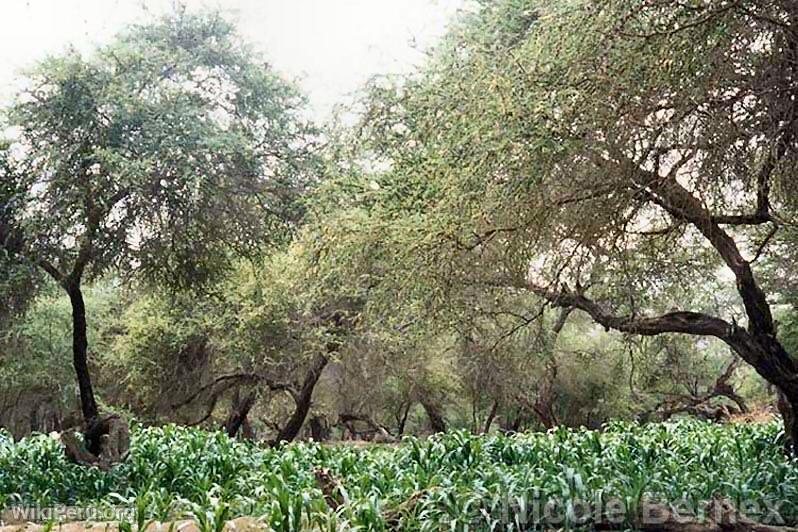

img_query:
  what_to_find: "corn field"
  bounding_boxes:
[1,421,797,530]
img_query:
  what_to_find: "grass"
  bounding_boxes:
[1,420,796,530]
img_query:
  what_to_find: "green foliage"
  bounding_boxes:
[352,0,766,293]
[4,8,315,290]
[1,421,796,529]
[0,139,41,320]
[106,292,219,416]
[1,5,794,529]
[102,249,351,431]
[0,283,126,435]
[308,1,798,407]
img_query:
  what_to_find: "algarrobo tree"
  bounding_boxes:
[352,1,798,447]
[0,10,311,448]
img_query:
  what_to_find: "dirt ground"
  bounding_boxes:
[727,404,778,424]
[0,517,267,532]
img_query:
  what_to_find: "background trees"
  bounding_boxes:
[316,0,798,446]
[0,9,314,447]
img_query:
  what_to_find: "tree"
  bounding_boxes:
[0,9,312,450]
[215,249,357,443]
[0,283,122,438]
[109,247,356,443]
[333,1,798,448]
[0,143,42,326]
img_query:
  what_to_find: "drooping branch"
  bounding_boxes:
[0,221,64,283]
[171,373,264,411]
[339,413,396,441]
[526,282,733,338]
[172,373,291,427]
[521,281,798,401]
[636,168,776,336]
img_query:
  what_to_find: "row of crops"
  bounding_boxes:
[1,420,797,530]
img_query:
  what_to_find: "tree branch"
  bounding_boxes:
[519,279,798,400]
[636,168,775,335]
[526,281,734,338]
[171,373,293,412]
[1,221,65,283]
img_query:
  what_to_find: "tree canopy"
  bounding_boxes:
[2,9,313,291]
[312,0,798,446]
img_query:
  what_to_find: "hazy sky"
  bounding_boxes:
[0,0,467,119]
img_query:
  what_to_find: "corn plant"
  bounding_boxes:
[0,420,796,530]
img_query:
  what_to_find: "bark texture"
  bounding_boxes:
[274,353,329,444]
[66,283,99,425]
[224,389,258,438]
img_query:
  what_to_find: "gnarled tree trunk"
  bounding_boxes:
[421,399,447,433]
[778,392,798,455]
[274,353,329,444]
[62,414,129,471]
[482,400,499,434]
[66,282,99,426]
[644,357,749,424]
[224,388,258,439]
[60,280,130,466]
[309,415,330,441]
[396,402,411,436]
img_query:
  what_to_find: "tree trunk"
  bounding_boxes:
[397,402,411,436]
[421,399,447,433]
[737,335,798,453]
[533,360,559,429]
[483,400,499,434]
[309,415,330,441]
[224,389,257,438]
[274,353,329,444]
[66,414,129,469]
[65,282,99,425]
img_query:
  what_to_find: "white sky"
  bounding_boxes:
[0,0,467,120]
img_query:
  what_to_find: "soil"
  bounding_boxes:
[0,517,266,532]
